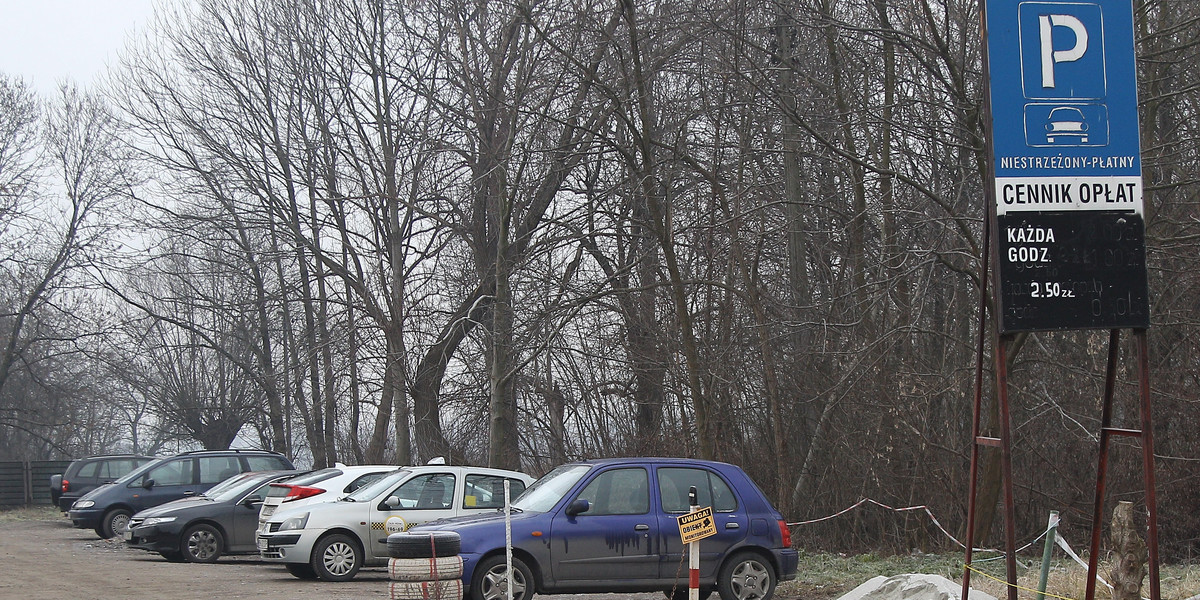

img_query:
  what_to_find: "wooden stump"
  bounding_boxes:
[1109,500,1147,600]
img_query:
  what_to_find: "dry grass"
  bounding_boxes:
[0,505,61,523]
[781,551,1199,600]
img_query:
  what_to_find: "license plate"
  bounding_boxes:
[257,537,268,551]
[123,531,132,541]
[261,505,275,518]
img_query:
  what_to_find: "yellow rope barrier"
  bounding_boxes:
[963,563,1080,600]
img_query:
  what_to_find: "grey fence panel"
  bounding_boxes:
[0,460,74,508]
[0,461,24,507]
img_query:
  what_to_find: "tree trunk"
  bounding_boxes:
[1109,501,1147,600]
[488,212,520,470]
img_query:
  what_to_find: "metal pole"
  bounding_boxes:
[996,337,1019,600]
[1136,329,1162,600]
[689,486,699,600]
[504,479,513,600]
[1086,329,1120,600]
[1036,511,1059,600]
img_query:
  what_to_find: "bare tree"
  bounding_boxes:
[0,78,137,456]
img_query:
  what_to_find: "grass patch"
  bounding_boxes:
[0,506,63,523]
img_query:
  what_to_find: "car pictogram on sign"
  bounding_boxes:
[1045,106,1089,144]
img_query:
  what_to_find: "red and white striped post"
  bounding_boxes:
[688,486,699,600]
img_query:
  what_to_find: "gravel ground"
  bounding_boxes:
[0,512,795,600]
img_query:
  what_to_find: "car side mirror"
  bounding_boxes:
[565,499,590,517]
[385,496,400,509]
[142,479,155,490]
[243,497,262,508]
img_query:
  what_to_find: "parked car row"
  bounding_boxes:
[64,449,296,538]
[57,453,798,600]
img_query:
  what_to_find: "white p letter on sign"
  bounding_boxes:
[1039,14,1088,88]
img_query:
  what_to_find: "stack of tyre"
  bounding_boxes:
[386,531,464,600]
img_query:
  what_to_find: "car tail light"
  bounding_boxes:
[778,520,792,547]
[279,485,325,502]
[61,479,70,492]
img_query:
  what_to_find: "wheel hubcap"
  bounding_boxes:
[323,542,356,576]
[730,560,770,600]
[482,564,527,600]
[111,514,130,535]
[188,530,218,559]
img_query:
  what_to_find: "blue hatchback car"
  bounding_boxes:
[409,457,798,600]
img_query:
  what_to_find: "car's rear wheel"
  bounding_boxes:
[716,552,775,600]
[286,562,318,579]
[311,533,362,582]
[470,554,534,600]
[99,508,132,539]
[182,524,224,563]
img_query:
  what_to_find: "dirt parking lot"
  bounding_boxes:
[0,511,729,600]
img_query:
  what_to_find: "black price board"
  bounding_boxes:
[995,211,1149,333]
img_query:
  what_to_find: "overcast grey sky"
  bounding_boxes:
[0,0,159,97]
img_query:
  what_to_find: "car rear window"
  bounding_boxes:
[200,456,243,483]
[463,474,526,509]
[657,467,738,513]
[76,462,100,478]
[246,455,292,471]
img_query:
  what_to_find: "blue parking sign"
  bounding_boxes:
[985,0,1149,333]
[987,0,1142,204]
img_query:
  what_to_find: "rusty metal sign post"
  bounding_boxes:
[964,1,1160,600]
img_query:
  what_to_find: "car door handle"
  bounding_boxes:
[725,522,740,529]
[635,524,650,531]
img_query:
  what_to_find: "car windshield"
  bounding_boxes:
[206,473,276,501]
[112,457,166,485]
[511,464,591,512]
[344,468,410,502]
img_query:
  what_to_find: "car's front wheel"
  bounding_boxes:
[99,508,132,539]
[471,554,534,600]
[311,533,362,582]
[182,524,224,563]
[716,552,776,600]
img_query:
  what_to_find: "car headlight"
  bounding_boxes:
[73,500,95,509]
[277,512,309,532]
[142,517,176,527]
